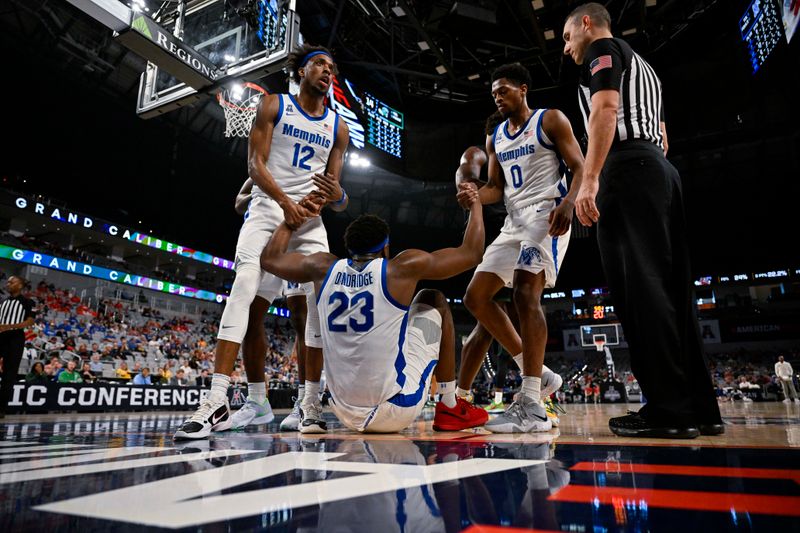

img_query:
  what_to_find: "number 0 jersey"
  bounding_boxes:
[491,108,567,211]
[253,93,340,203]
[316,258,409,411]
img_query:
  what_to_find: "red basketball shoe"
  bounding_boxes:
[433,398,489,431]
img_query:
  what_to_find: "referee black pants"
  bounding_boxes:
[596,141,721,427]
[0,332,25,412]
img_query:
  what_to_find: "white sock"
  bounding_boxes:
[297,383,306,403]
[303,380,320,407]
[210,373,231,402]
[514,354,552,378]
[494,391,503,404]
[521,376,541,401]
[513,353,524,373]
[248,381,266,404]
[438,380,457,408]
[456,386,471,398]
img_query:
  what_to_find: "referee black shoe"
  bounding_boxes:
[698,422,725,436]
[609,412,699,439]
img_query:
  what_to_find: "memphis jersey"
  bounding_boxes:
[317,258,407,411]
[491,108,567,211]
[252,93,339,202]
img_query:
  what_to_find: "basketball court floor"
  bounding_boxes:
[1,402,798,532]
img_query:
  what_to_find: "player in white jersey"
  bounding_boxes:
[175,44,350,440]
[460,63,586,433]
[226,179,314,431]
[261,186,490,433]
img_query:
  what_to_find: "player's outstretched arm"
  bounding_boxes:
[544,109,585,236]
[260,222,337,284]
[395,184,484,282]
[234,178,254,215]
[248,94,313,229]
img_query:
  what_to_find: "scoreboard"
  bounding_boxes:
[364,92,404,158]
[740,0,784,73]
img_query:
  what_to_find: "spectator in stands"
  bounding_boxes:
[159,364,172,384]
[116,361,131,380]
[179,359,194,381]
[231,369,244,386]
[76,343,90,359]
[170,369,188,386]
[89,354,103,373]
[23,342,37,361]
[25,361,48,385]
[195,368,211,388]
[43,363,55,380]
[775,355,799,403]
[133,367,152,385]
[57,360,82,383]
[81,362,95,383]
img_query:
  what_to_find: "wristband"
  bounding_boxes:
[334,189,347,205]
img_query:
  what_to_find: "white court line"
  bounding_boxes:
[0,444,94,454]
[0,449,102,460]
[1,449,260,485]
[0,446,167,474]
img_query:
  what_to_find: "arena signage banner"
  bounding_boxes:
[4,190,234,270]
[0,244,227,303]
[5,383,295,413]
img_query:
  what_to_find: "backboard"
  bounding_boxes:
[580,323,621,350]
[126,0,300,118]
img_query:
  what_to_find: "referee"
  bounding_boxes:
[562,3,722,438]
[0,275,35,417]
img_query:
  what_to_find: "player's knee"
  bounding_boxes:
[463,286,487,314]
[513,282,542,307]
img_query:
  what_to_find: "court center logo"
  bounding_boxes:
[518,245,542,267]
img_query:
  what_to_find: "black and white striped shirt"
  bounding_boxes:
[578,37,664,149]
[0,295,34,336]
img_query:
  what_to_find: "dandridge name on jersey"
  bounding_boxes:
[496,143,536,163]
[333,270,375,288]
[281,123,332,149]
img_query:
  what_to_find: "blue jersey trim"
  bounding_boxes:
[381,259,409,311]
[552,236,560,277]
[288,93,329,122]
[393,313,410,389]
[387,359,438,408]
[536,109,556,150]
[333,114,340,143]
[491,121,503,149]
[274,94,284,125]
[316,259,339,305]
[503,110,536,141]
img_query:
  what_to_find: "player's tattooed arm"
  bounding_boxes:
[544,109,585,237]
[261,222,337,286]
[234,178,254,215]
[248,93,314,229]
[313,117,351,212]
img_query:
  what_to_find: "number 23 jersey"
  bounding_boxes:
[317,258,408,410]
[253,93,340,202]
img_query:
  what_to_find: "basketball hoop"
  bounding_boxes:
[593,334,607,352]
[217,82,267,138]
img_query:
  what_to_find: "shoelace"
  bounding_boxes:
[188,398,216,422]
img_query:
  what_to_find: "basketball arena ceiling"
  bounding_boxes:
[1,0,719,145]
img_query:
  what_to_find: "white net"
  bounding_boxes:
[217,83,267,138]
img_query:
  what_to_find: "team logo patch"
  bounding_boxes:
[590,55,613,76]
[286,104,294,112]
[518,245,542,266]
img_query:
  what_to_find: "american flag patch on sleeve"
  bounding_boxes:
[590,55,613,76]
